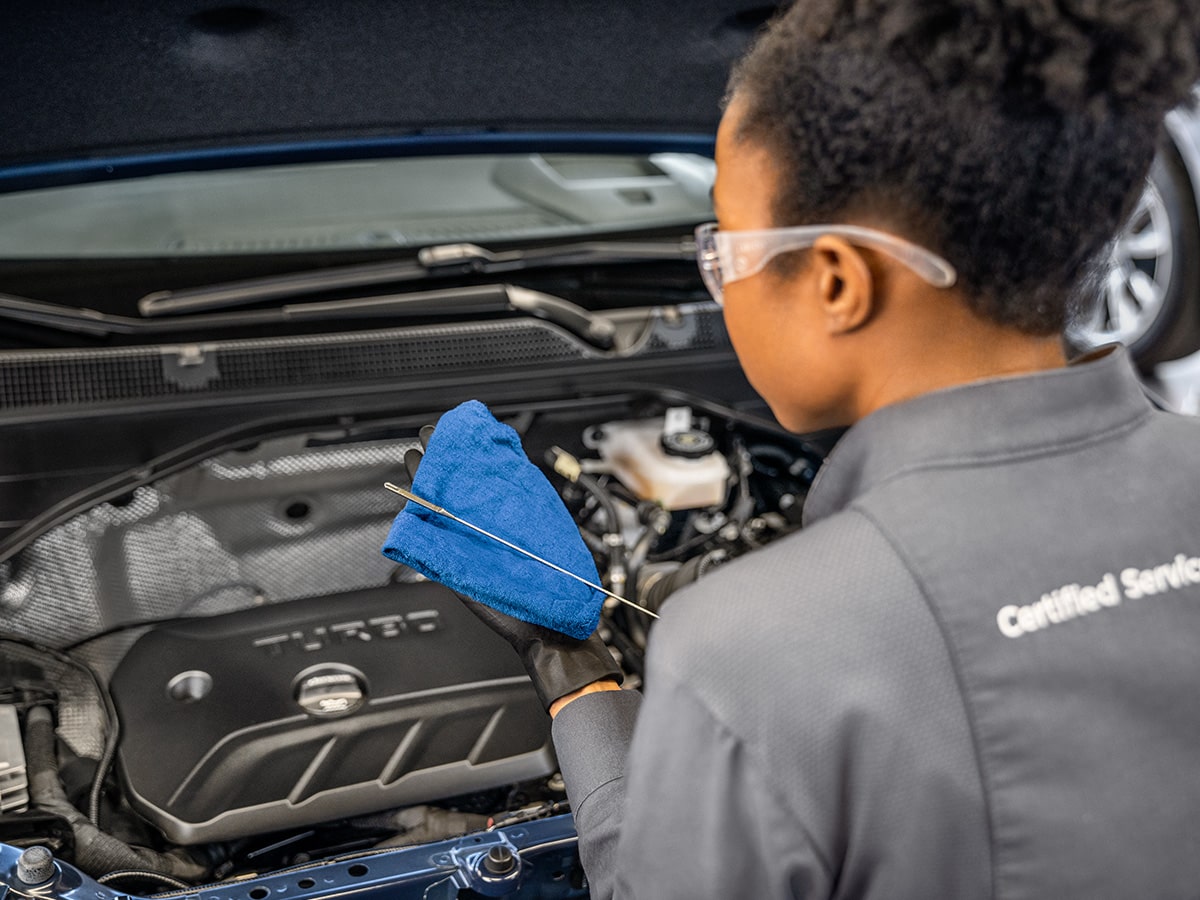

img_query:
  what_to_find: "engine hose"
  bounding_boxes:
[23,706,207,882]
[625,509,671,605]
[575,472,621,538]
[578,526,607,555]
[637,549,728,613]
[544,447,627,582]
[574,471,631,607]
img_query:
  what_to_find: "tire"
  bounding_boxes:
[1069,142,1200,368]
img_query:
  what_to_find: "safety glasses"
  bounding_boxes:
[694,222,957,305]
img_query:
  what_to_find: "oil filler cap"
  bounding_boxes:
[294,665,367,718]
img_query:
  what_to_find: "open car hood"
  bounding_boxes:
[0,7,833,898]
[3,1,778,183]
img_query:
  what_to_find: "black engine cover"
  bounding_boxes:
[110,583,553,844]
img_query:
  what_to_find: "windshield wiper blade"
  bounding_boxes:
[0,293,133,338]
[136,239,695,317]
[0,284,618,349]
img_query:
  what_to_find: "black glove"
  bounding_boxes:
[399,426,622,711]
[462,600,624,710]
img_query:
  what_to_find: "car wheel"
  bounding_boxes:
[1070,144,1200,367]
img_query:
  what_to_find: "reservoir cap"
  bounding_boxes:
[660,429,716,459]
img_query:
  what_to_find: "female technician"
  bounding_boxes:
[428,2,1200,896]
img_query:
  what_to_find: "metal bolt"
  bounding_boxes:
[17,846,56,885]
[483,846,516,876]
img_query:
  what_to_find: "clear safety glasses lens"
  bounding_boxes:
[693,222,957,306]
[694,223,725,305]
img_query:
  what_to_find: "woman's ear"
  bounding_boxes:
[812,235,874,334]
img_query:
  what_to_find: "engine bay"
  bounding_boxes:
[0,391,823,891]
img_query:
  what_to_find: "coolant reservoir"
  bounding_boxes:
[591,408,730,510]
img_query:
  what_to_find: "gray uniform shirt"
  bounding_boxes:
[552,348,1200,899]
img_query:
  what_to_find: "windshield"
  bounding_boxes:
[0,153,715,259]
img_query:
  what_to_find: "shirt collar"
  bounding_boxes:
[802,346,1153,526]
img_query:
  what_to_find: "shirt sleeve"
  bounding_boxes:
[552,674,833,900]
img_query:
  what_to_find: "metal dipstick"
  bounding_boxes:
[384,482,658,619]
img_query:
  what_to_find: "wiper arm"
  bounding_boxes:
[0,284,618,349]
[295,284,617,348]
[137,239,694,317]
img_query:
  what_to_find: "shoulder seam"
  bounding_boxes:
[867,408,1150,495]
[808,407,1151,525]
[848,505,998,900]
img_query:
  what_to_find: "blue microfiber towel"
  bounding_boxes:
[381,400,605,639]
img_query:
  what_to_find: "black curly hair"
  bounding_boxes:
[730,0,1200,333]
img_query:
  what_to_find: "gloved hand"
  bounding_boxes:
[395,424,623,711]
[384,402,605,638]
